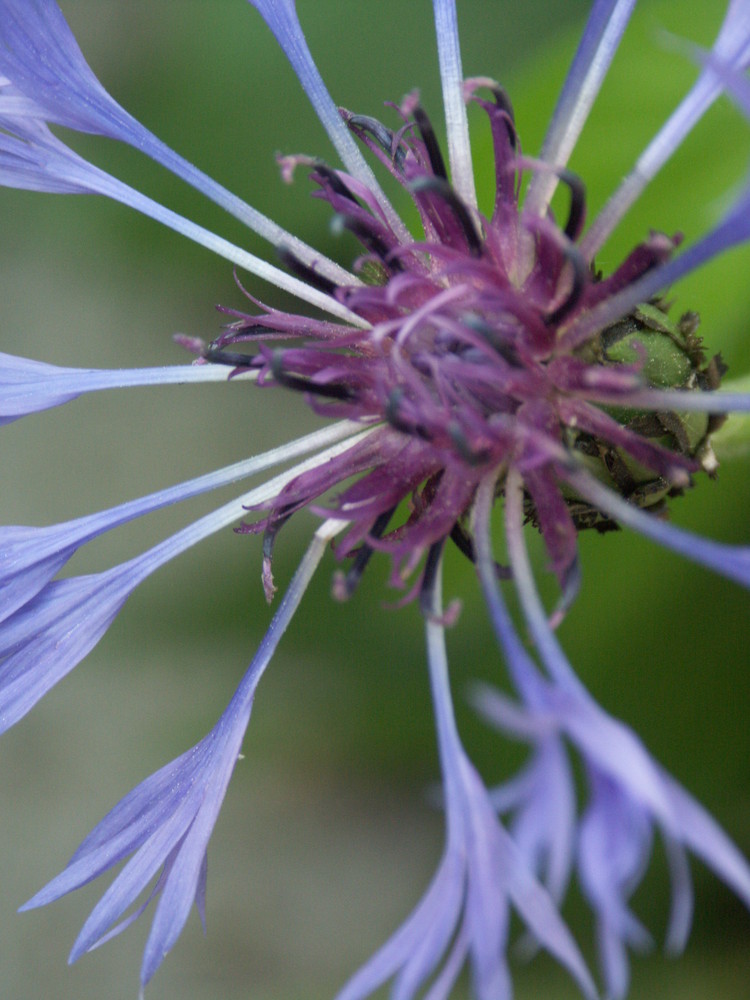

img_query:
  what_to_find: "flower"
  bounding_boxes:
[2,1,750,998]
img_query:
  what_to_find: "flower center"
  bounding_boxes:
[204,85,725,594]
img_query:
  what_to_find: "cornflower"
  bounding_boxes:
[1,1,750,998]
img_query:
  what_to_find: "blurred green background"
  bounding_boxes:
[1,1,749,998]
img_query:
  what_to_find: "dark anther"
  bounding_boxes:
[270,350,355,400]
[419,539,447,618]
[339,505,398,598]
[202,347,260,368]
[385,387,432,439]
[448,422,492,465]
[332,214,403,272]
[461,313,521,365]
[412,105,448,180]
[556,168,587,242]
[408,176,484,257]
[261,512,291,563]
[218,322,286,339]
[491,85,515,124]
[488,84,517,147]
[277,245,339,296]
[449,522,476,562]
[449,522,512,579]
[313,163,359,204]
[384,387,408,431]
[545,246,588,326]
[347,114,407,171]
[258,511,296,601]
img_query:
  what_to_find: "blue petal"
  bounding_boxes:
[0,350,240,423]
[0,93,361,315]
[0,0,355,278]
[528,0,636,213]
[659,766,750,909]
[22,523,338,985]
[582,0,750,255]
[431,0,477,208]
[69,821,194,961]
[0,417,362,627]
[498,812,596,1000]
[0,119,92,193]
[509,741,576,904]
[0,0,137,137]
[335,853,465,1000]
[246,0,408,244]
[567,468,750,589]
[0,567,136,733]
[0,524,76,623]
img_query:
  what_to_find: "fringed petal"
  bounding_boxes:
[0,352,245,424]
[0,419,362,624]
[22,521,343,989]
[0,0,354,282]
[0,118,365,320]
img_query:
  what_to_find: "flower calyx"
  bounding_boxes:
[561,300,728,532]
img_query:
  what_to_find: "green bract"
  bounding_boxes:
[562,301,726,531]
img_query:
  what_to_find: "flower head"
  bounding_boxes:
[1,1,750,998]
[219,88,723,603]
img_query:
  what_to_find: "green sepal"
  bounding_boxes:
[561,301,725,532]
